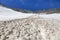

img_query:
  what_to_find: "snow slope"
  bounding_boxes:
[0,6,36,21]
[0,6,60,21]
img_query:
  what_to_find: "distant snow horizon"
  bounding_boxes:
[0,6,60,21]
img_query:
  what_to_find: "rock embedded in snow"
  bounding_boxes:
[0,17,60,40]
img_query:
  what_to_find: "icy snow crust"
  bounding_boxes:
[0,6,60,21]
[0,16,60,40]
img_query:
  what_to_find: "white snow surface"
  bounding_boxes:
[0,6,60,21]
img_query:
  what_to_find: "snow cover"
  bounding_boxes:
[0,6,35,21]
[0,6,60,21]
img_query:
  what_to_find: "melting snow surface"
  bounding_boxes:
[0,6,60,21]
